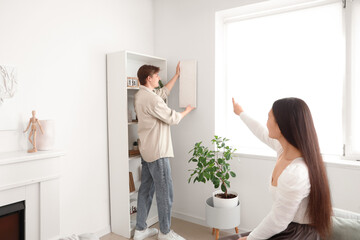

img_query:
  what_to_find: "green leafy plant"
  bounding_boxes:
[188,136,237,198]
[156,80,164,89]
[155,80,167,103]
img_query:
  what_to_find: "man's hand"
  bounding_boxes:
[181,105,195,119]
[238,237,247,240]
[176,61,180,77]
[232,98,244,116]
[165,61,181,91]
[185,105,195,112]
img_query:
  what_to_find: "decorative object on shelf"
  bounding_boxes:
[127,77,133,87]
[129,172,135,193]
[133,141,138,150]
[127,77,139,88]
[132,78,138,87]
[130,199,137,215]
[0,65,17,104]
[188,135,238,208]
[130,206,137,215]
[36,119,55,150]
[23,110,44,153]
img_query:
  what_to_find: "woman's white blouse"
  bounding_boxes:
[239,112,311,240]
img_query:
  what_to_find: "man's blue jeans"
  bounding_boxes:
[136,157,173,234]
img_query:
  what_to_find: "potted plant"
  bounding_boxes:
[157,79,164,89]
[133,141,138,150]
[188,135,238,208]
[155,80,167,103]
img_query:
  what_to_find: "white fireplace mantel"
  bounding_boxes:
[0,150,64,240]
[0,150,64,165]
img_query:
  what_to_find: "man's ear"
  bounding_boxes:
[146,76,151,82]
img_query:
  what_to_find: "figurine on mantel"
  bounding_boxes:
[23,110,44,153]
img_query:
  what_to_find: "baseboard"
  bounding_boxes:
[171,210,250,234]
[172,210,207,227]
[48,235,61,240]
[96,225,111,238]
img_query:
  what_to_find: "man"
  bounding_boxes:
[133,62,194,240]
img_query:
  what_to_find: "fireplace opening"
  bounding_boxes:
[0,201,25,240]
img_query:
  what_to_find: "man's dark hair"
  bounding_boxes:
[137,65,160,85]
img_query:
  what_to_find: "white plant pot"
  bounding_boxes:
[37,120,55,150]
[212,189,238,208]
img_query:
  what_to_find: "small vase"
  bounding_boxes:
[37,120,55,150]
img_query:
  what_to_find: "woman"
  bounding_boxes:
[231,97,332,240]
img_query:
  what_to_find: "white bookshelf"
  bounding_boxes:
[106,50,167,238]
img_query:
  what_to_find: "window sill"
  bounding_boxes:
[234,152,277,162]
[234,153,360,170]
[323,155,360,170]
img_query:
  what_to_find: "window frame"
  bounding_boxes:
[215,0,360,161]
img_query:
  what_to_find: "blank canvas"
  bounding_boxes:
[179,60,197,108]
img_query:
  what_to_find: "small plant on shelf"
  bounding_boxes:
[156,80,164,89]
[133,141,138,150]
[188,135,237,198]
[155,80,167,103]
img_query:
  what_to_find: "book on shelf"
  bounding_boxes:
[129,150,140,157]
[129,172,136,193]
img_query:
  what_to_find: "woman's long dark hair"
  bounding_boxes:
[272,97,332,238]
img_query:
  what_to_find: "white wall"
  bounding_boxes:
[0,0,155,236]
[154,0,360,232]
[2,0,359,236]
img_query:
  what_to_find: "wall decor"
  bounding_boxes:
[179,60,197,108]
[0,65,20,131]
[0,65,17,104]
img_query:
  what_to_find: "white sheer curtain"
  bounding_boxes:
[224,2,344,156]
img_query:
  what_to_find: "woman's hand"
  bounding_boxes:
[232,98,244,115]
[238,237,247,240]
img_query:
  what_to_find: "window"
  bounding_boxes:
[215,0,360,159]
[348,0,360,156]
